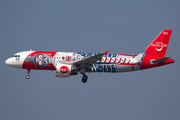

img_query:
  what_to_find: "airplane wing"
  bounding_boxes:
[72,51,108,68]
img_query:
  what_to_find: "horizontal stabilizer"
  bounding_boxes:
[150,57,171,64]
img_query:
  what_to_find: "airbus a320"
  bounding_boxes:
[5,30,174,83]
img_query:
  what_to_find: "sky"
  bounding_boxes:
[0,0,180,120]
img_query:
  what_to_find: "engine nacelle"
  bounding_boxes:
[55,64,77,78]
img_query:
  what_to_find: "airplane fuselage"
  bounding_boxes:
[6,51,143,72]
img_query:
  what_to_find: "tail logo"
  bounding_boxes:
[151,42,168,51]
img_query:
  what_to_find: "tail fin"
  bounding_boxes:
[145,30,172,58]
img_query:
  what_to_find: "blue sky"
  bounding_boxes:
[1,0,180,120]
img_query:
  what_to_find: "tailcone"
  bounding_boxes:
[141,57,174,70]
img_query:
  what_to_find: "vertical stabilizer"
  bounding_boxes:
[145,30,172,58]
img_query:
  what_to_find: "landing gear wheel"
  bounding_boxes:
[82,75,88,83]
[26,75,30,79]
[25,69,30,79]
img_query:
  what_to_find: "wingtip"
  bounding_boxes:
[104,51,109,55]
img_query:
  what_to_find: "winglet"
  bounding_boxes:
[104,51,109,55]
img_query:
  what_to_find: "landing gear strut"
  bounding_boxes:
[25,69,30,79]
[82,74,88,83]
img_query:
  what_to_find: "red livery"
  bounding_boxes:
[5,30,174,83]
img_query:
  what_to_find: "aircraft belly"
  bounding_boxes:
[91,64,141,73]
[91,64,118,73]
[116,65,140,72]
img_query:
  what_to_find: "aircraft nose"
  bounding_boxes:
[5,57,22,68]
[5,58,12,66]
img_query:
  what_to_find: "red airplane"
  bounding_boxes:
[5,30,174,83]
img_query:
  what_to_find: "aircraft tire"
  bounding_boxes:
[26,75,30,79]
[82,75,88,83]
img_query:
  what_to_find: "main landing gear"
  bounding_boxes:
[80,68,88,83]
[82,74,88,83]
[25,69,30,79]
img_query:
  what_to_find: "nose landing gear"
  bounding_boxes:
[26,75,30,79]
[25,69,30,79]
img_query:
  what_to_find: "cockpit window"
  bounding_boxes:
[12,55,20,57]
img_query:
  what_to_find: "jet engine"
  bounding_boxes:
[55,64,78,78]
